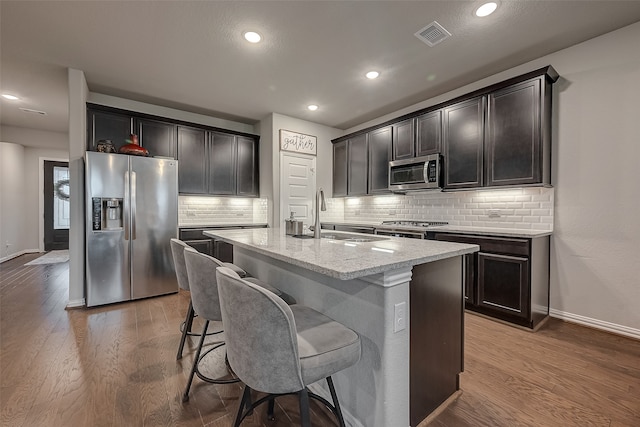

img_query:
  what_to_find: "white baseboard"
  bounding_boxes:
[0,248,41,264]
[66,298,85,309]
[549,309,640,340]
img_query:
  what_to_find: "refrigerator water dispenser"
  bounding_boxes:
[92,197,123,230]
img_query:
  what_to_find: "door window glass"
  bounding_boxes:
[53,166,70,229]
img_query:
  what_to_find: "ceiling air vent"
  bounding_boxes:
[19,107,47,115]
[414,21,451,47]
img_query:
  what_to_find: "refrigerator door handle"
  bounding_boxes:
[124,171,130,240]
[131,171,137,240]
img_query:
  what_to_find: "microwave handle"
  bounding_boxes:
[423,161,429,183]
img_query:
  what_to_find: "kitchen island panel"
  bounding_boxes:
[233,247,412,427]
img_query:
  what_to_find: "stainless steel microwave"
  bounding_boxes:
[388,154,442,191]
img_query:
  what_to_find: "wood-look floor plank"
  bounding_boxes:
[2,255,639,427]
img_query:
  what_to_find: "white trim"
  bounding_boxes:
[550,308,640,340]
[0,248,40,264]
[39,157,69,251]
[65,298,85,309]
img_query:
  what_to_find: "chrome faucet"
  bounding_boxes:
[313,188,327,238]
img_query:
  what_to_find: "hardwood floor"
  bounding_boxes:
[1,254,639,426]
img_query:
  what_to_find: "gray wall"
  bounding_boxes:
[0,138,68,260]
[0,142,26,260]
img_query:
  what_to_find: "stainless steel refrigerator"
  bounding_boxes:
[85,151,178,307]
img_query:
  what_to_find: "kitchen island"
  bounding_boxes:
[204,228,478,427]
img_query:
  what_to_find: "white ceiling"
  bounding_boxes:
[2,1,640,143]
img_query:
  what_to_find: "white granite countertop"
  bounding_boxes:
[430,225,552,238]
[204,228,478,280]
[323,221,552,238]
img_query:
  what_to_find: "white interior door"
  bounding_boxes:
[280,153,316,229]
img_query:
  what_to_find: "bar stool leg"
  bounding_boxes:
[176,301,195,360]
[299,389,311,427]
[182,320,209,402]
[327,376,346,427]
[267,397,275,420]
[234,385,251,427]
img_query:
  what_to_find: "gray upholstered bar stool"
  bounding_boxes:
[182,247,292,402]
[171,238,248,360]
[216,266,362,427]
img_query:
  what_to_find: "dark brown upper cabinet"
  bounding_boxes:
[331,66,558,194]
[87,108,133,152]
[368,126,392,194]
[347,133,368,196]
[185,131,260,197]
[177,126,208,194]
[236,136,260,197]
[443,97,485,189]
[332,140,348,197]
[416,110,442,156]
[392,118,415,160]
[136,118,177,159]
[485,77,551,187]
[209,131,237,195]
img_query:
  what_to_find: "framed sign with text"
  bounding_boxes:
[279,129,317,156]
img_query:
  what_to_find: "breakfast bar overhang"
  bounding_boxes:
[204,228,478,427]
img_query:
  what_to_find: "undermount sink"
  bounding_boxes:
[291,232,389,242]
[321,233,389,242]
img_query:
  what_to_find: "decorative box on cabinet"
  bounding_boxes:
[433,232,550,329]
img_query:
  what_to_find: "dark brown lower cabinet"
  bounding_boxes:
[179,225,267,264]
[433,232,549,329]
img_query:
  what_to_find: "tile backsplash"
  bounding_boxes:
[179,196,268,226]
[329,187,554,230]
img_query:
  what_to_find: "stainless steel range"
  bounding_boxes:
[375,220,449,239]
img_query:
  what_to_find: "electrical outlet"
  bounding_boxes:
[488,209,501,218]
[394,302,407,333]
[355,210,361,216]
[388,210,396,216]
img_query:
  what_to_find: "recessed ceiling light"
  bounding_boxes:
[243,31,262,43]
[365,71,380,79]
[475,2,498,17]
[2,94,19,100]
[307,105,319,111]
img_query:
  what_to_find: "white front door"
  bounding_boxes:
[280,153,316,229]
